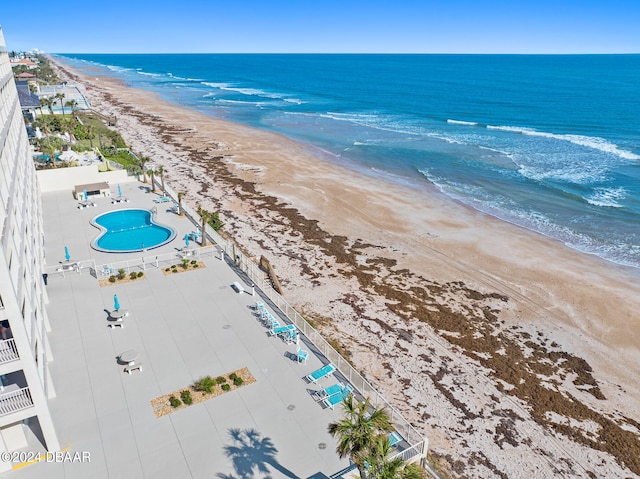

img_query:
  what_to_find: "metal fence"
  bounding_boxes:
[158,181,430,466]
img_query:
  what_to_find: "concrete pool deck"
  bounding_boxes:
[12,181,350,478]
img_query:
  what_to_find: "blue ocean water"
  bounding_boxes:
[59,54,640,268]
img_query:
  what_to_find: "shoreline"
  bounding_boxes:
[51,57,640,478]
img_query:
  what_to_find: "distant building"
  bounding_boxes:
[15,71,36,80]
[10,58,37,70]
[15,80,41,118]
[0,27,60,471]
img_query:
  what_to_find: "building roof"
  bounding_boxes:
[17,87,41,108]
[10,58,37,66]
[16,72,36,78]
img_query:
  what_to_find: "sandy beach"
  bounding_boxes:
[52,59,640,478]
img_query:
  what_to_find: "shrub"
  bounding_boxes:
[137,271,144,277]
[216,376,227,384]
[129,272,138,280]
[221,384,231,392]
[172,269,179,273]
[181,259,190,270]
[165,268,171,272]
[229,373,238,381]
[169,396,181,408]
[117,268,126,280]
[233,376,244,387]
[194,376,216,394]
[108,275,117,283]
[190,260,197,265]
[180,390,193,405]
[193,264,199,268]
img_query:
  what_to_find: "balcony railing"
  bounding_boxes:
[0,339,19,364]
[0,387,33,416]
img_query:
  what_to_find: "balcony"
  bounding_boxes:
[0,386,33,417]
[0,339,19,364]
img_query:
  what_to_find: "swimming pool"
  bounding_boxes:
[91,209,176,252]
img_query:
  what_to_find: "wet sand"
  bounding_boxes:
[52,58,640,478]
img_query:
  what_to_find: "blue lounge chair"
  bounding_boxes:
[305,363,336,383]
[296,346,309,364]
[285,330,298,344]
[323,384,353,409]
[269,324,296,336]
[154,196,171,203]
[389,431,403,447]
[315,382,343,401]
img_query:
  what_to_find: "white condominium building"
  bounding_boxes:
[0,26,59,472]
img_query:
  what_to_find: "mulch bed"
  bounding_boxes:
[150,367,255,418]
[161,261,206,275]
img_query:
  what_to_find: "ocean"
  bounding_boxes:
[56,54,640,268]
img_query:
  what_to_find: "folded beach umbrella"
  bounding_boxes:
[113,294,121,311]
[184,234,190,247]
[64,246,70,261]
[117,184,122,197]
[83,189,88,201]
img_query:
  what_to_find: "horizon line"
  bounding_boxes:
[50,51,640,56]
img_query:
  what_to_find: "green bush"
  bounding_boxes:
[129,272,138,280]
[180,390,193,405]
[190,260,197,265]
[137,271,144,277]
[233,376,244,387]
[216,376,227,385]
[194,376,216,394]
[221,384,231,392]
[229,373,238,381]
[169,396,181,408]
[108,276,116,283]
[117,268,126,280]
[193,264,199,268]
[165,267,171,272]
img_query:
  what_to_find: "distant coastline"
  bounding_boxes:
[55,53,640,270]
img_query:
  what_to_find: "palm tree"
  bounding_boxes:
[157,165,166,192]
[357,436,425,479]
[55,92,66,117]
[177,191,185,216]
[65,99,78,118]
[197,206,213,247]
[148,168,157,192]
[138,156,150,183]
[328,396,394,479]
[40,96,55,116]
[85,123,96,148]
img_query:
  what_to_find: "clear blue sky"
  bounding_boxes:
[2,0,639,53]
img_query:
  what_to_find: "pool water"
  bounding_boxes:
[91,209,175,252]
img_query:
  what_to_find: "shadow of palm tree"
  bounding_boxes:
[217,428,299,479]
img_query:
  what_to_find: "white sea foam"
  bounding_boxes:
[487,125,640,160]
[167,72,203,82]
[584,187,627,208]
[517,164,606,184]
[447,119,480,126]
[105,64,133,73]
[136,71,163,78]
[200,82,302,104]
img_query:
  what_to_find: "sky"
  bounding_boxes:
[2,0,639,54]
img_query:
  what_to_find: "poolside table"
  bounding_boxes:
[120,350,139,365]
[111,309,129,320]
